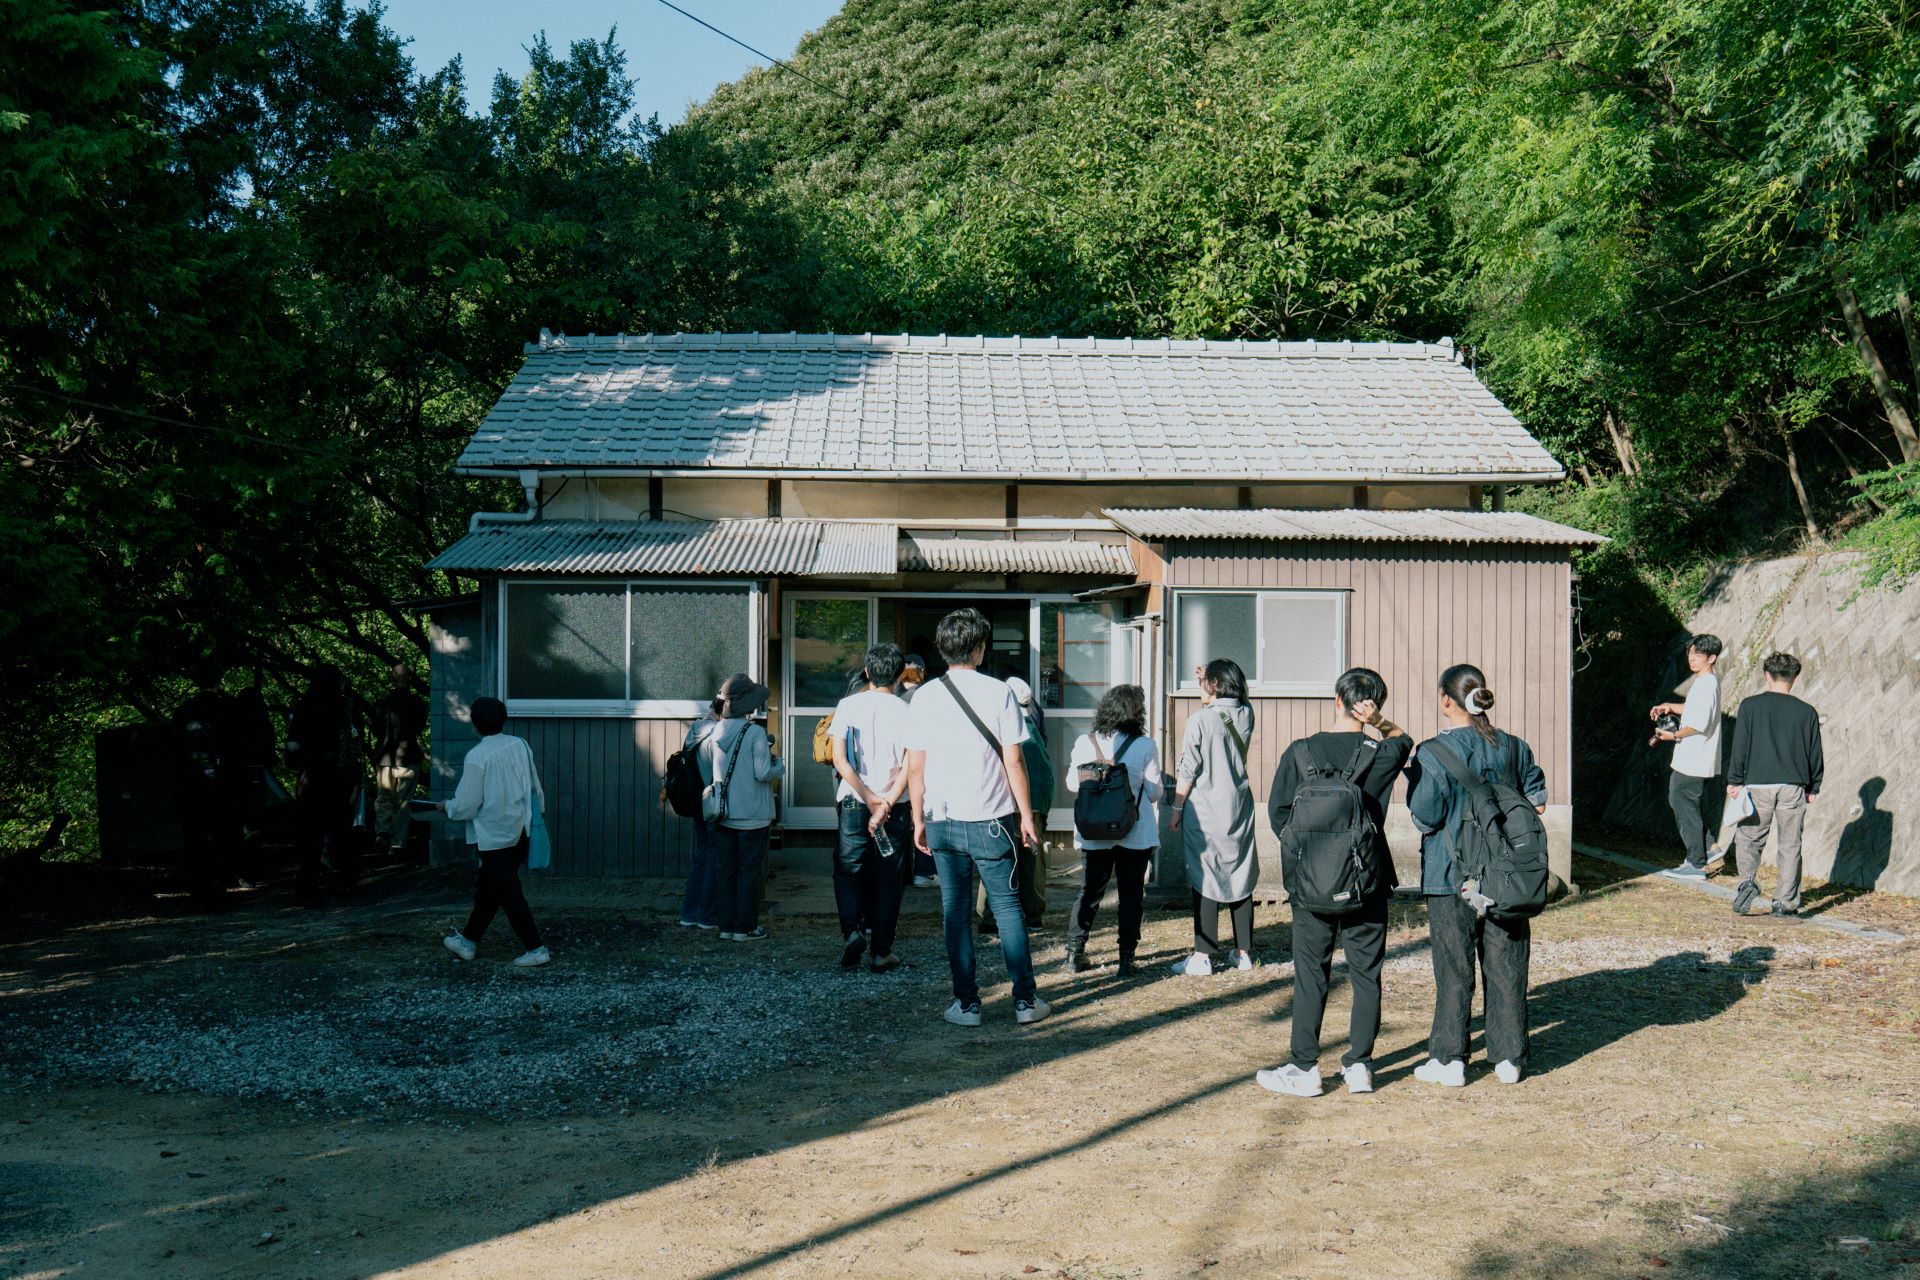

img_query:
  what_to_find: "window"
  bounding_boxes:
[1174,589,1345,696]
[503,580,755,711]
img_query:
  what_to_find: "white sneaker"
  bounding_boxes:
[513,946,551,967]
[442,933,476,962]
[1169,952,1214,977]
[1014,996,1051,1025]
[1255,1064,1323,1097]
[1229,949,1255,972]
[1342,1063,1374,1094]
[1493,1060,1523,1085]
[943,999,983,1027]
[914,876,938,888]
[1413,1058,1466,1087]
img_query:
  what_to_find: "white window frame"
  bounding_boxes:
[498,577,763,718]
[1170,587,1348,698]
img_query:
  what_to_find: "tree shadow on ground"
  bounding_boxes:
[1459,1125,1920,1280]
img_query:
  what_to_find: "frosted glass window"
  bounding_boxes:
[1176,594,1257,686]
[1176,590,1346,695]
[1259,594,1343,691]
[505,585,626,700]
[631,586,751,702]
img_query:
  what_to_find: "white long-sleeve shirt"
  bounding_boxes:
[445,733,544,852]
[1066,730,1163,851]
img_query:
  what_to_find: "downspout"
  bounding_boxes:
[467,470,543,533]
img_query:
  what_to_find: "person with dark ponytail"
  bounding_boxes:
[1405,664,1548,1087]
[1168,658,1259,975]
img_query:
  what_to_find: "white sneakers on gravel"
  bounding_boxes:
[1493,1060,1523,1085]
[442,933,476,962]
[1255,1064,1323,1097]
[943,1000,983,1027]
[1014,996,1051,1026]
[1228,949,1255,972]
[1169,952,1214,977]
[1414,1058,1466,1087]
[513,946,551,967]
[1342,1063,1374,1094]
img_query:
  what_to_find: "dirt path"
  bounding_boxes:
[4,860,1917,1280]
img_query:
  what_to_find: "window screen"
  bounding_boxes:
[505,584,627,700]
[1259,593,1343,691]
[1175,594,1257,685]
[630,585,751,702]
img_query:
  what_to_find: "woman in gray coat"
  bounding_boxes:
[1169,658,1258,975]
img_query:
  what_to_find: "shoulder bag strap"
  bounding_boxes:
[718,722,748,790]
[1090,731,1111,765]
[1114,733,1143,797]
[1424,736,1492,805]
[1215,708,1249,762]
[1342,737,1369,783]
[939,673,1002,755]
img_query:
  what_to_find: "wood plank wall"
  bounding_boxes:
[518,717,699,877]
[1164,541,1572,809]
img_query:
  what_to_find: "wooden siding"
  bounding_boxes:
[518,717,699,877]
[1163,541,1572,807]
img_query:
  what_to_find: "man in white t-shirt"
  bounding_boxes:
[828,643,914,972]
[906,608,1049,1028]
[1651,634,1724,879]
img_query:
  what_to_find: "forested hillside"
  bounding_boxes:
[3,0,1917,853]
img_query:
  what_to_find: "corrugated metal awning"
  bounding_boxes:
[1102,507,1607,547]
[897,535,1136,575]
[427,519,899,576]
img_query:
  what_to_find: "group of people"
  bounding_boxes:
[1651,634,1825,917]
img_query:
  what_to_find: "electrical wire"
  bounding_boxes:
[2,381,371,467]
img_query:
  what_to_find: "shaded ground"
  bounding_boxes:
[3,854,1918,1279]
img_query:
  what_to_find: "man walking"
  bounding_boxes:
[437,696,550,967]
[371,660,428,859]
[1726,653,1824,918]
[1652,634,1724,880]
[829,643,913,971]
[907,608,1049,1027]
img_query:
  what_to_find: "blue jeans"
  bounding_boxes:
[928,815,1035,1006]
[680,817,720,925]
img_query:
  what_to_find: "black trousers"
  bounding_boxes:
[295,767,357,900]
[1192,892,1253,958]
[834,800,909,957]
[713,824,771,934]
[1426,890,1530,1067]
[1067,847,1152,957]
[462,835,542,949]
[1668,770,1711,866]
[1289,893,1388,1070]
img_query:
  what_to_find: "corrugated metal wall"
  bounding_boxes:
[517,717,699,877]
[1163,541,1572,806]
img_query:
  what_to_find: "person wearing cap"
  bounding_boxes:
[977,674,1052,935]
[437,696,550,967]
[704,673,784,941]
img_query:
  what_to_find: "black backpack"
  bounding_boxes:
[1425,736,1550,920]
[1279,738,1379,915]
[1073,733,1141,841]
[663,725,713,819]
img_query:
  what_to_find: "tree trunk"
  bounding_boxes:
[1782,428,1821,542]
[1576,462,1596,488]
[1898,283,1920,398]
[1819,423,1889,512]
[1602,409,1640,475]
[1836,281,1920,462]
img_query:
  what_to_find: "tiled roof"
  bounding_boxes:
[455,332,1565,482]
[898,535,1134,574]
[426,519,898,577]
[1103,508,1608,546]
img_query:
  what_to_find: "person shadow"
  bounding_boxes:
[1368,945,1776,1081]
[1819,778,1893,910]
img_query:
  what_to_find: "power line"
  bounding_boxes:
[3,381,371,467]
[650,0,1073,217]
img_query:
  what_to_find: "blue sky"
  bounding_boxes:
[366,0,847,124]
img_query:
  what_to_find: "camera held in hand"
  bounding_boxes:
[1648,711,1680,747]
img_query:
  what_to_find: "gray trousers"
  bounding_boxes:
[1668,770,1712,866]
[1733,785,1807,910]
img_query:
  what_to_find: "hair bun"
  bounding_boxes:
[1466,687,1495,715]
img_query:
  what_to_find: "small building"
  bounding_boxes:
[427,332,1602,889]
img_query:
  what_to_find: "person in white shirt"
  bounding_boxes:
[1651,634,1724,879]
[1063,684,1162,977]
[437,697,550,967]
[906,608,1049,1028]
[828,643,914,971]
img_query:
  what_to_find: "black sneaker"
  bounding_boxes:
[730,926,769,942]
[1769,903,1800,920]
[840,931,868,968]
[1116,954,1137,978]
[1731,882,1759,916]
[1064,946,1091,973]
